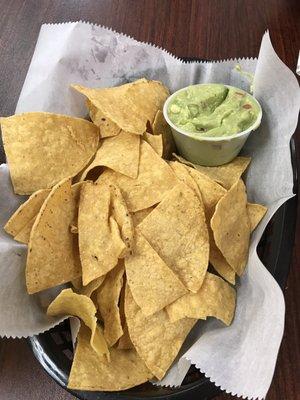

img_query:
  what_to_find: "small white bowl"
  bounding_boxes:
[163,84,262,166]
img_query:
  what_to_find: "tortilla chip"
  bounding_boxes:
[72,78,169,135]
[125,285,196,380]
[166,272,236,325]
[78,181,126,285]
[211,179,250,276]
[13,217,36,244]
[80,275,105,297]
[80,131,140,180]
[117,285,133,350]
[152,110,176,159]
[247,203,267,231]
[209,237,236,285]
[110,184,134,254]
[96,262,124,346]
[142,133,163,157]
[173,154,251,189]
[125,231,187,316]
[47,288,109,358]
[0,112,99,194]
[26,178,81,294]
[96,141,178,212]
[87,100,121,138]
[132,207,155,227]
[186,167,227,219]
[4,188,50,237]
[68,325,152,391]
[168,161,202,200]
[139,183,209,293]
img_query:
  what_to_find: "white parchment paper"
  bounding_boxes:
[0,22,299,399]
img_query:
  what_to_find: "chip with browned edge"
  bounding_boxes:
[125,230,187,316]
[139,183,209,292]
[0,112,99,194]
[26,178,81,294]
[166,272,236,325]
[47,288,109,359]
[125,285,196,380]
[68,325,152,391]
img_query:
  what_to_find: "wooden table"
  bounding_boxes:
[0,1,299,399]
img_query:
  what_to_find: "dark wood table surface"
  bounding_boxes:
[0,1,299,399]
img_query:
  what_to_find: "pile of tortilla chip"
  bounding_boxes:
[0,78,267,392]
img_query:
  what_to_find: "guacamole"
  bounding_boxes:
[167,84,260,137]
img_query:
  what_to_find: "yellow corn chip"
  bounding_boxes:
[166,272,236,325]
[96,141,178,212]
[168,161,202,200]
[87,100,121,138]
[187,167,227,219]
[125,231,187,316]
[13,217,36,244]
[26,178,81,294]
[173,154,251,189]
[125,285,196,380]
[209,237,236,285]
[80,275,106,297]
[4,188,50,237]
[68,325,152,391]
[152,110,176,159]
[132,207,155,227]
[96,262,124,346]
[211,179,250,276]
[47,288,109,359]
[78,181,126,285]
[142,133,163,157]
[247,203,267,231]
[80,131,140,180]
[72,78,169,135]
[139,183,209,293]
[0,112,99,194]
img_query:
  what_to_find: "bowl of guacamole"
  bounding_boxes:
[163,83,262,166]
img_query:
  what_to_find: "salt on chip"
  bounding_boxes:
[211,179,250,276]
[4,188,50,237]
[26,178,81,294]
[125,230,187,316]
[80,130,140,180]
[110,184,134,254]
[0,112,99,194]
[96,261,124,346]
[166,272,236,325]
[47,288,109,359]
[87,100,121,138]
[173,154,251,190]
[152,110,176,159]
[78,181,126,285]
[72,78,169,135]
[125,285,196,380]
[247,203,267,232]
[142,133,163,157]
[139,183,209,293]
[96,141,178,212]
[68,324,152,391]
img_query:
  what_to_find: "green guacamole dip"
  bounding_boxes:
[167,84,260,137]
